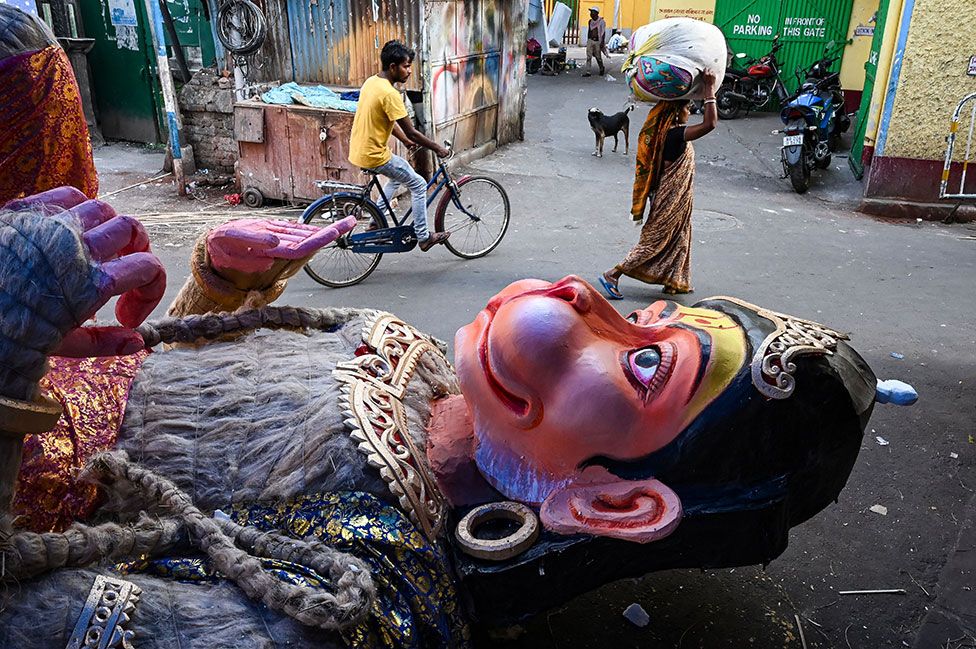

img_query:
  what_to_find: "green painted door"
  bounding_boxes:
[715,0,855,95]
[164,0,217,69]
[848,0,889,179]
[80,0,162,143]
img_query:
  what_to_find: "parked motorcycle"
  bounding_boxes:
[775,43,851,194]
[716,35,789,120]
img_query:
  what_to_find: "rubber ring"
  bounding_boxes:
[455,501,540,561]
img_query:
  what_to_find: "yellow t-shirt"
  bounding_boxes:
[348,75,409,169]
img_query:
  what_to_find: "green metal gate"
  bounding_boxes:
[715,0,855,94]
[848,0,890,179]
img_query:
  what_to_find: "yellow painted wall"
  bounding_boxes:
[578,0,652,33]
[883,0,976,160]
[623,0,654,30]
[839,0,879,91]
[582,0,715,35]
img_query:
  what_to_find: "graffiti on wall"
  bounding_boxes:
[277,0,527,151]
[429,0,525,150]
[498,0,527,144]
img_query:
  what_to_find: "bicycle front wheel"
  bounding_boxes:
[435,176,510,259]
[302,196,387,288]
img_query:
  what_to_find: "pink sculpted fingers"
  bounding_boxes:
[205,217,356,273]
[68,199,118,231]
[207,226,281,274]
[2,186,88,212]
[83,215,151,261]
[97,252,167,327]
[266,216,356,258]
[54,326,146,358]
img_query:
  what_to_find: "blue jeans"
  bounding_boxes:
[370,154,430,241]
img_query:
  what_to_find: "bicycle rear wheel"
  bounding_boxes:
[434,176,510,259]
[302,196,387,288]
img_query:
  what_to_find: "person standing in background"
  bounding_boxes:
[583,7,606,77]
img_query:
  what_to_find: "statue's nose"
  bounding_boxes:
[486,294,584,427]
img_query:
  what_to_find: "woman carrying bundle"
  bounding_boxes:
[600,69,718,298]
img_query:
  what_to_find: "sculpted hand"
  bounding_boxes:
[205,217,356,291]
[0,187,166,399]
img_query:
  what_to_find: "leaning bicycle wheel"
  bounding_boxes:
[302,196,387,288]
[434,176,510,259]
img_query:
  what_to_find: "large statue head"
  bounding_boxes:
[455,276,878,543]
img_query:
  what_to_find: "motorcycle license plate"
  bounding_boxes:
[783,134,804,147]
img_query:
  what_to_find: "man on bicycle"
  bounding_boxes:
[349,40,451,252]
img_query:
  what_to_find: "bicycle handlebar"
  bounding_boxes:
[442,140,456,161]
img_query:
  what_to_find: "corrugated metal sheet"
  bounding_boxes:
[248,0,294,84]
[715,0,854,93]
[286,0,423,88]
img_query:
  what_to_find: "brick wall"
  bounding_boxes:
[178,69,237,174]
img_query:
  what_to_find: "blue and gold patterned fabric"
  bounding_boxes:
[121,492,469,649]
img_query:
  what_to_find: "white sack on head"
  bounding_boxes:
[623,18,727,102]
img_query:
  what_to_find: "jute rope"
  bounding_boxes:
[1,451,376,630]
[165,236,287,317]
[137,305,364,348]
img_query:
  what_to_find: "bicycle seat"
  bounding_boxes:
[361,169,380,176]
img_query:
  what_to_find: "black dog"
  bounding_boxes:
[588,105,633,158]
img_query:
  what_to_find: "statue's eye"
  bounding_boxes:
[629,347,661,386]
[626,312,639,323]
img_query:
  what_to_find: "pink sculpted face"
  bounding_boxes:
[455,276,746,510]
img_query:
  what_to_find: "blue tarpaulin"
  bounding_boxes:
[261,82,358,112]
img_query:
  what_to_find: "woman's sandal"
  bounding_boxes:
[599,273,624,300]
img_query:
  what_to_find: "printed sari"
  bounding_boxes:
[618,140,695,292]
[618,104,695,292]
[0,44,98,204]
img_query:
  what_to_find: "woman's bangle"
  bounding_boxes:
[703,98,717,105]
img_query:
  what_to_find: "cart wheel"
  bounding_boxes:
[242,187,264,208]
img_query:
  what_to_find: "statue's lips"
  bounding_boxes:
[477,316,533,420]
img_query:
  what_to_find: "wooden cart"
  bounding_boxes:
[233,101,410,207]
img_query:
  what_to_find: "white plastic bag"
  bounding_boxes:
[624,18,727,102]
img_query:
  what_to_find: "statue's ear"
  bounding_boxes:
[539,468,682,543]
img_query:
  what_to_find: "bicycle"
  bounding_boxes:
[300,143,511,287]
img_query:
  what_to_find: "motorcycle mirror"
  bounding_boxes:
[736,52,748,59]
